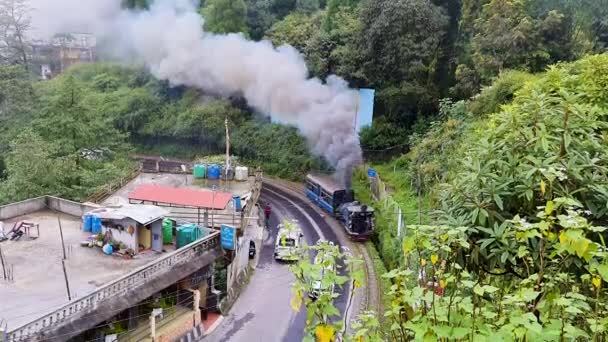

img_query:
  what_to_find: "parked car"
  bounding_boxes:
[274,223,304,261]
[309,250,336,300]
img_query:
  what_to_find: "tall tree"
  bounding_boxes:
[0,0,31,67]
[0,128,62,203]
[202,0,249,35]
[295,0,319,14]
[245,0,277,40]
[270,0,296,19]
[121,0,150,9]
[359,0,448,122]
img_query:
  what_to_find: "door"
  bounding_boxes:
[138,224,151,249]
[151,221,162,252]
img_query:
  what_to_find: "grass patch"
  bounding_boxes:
[352,159,430,270]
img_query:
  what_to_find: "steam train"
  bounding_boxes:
[305,174,375,241]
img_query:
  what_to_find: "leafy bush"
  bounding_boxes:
[468,70,538,116]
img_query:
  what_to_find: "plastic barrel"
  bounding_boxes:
[91,216,102,234]
[193,164,207,179]
[162,218,173,244]
[207,164,221,180]
[83,214,92,232]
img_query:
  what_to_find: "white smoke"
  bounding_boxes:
[30,0,362,184]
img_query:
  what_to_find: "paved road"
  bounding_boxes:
[204,183,350,342]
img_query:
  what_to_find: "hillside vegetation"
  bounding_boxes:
[341,54,608,341]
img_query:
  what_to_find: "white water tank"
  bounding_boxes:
[235,166,249,181]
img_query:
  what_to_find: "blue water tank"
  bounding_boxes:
[83,215,92,232]
[207,164,221,180]
[91,216,102,234]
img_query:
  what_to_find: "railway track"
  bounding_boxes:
[263,178,382,316]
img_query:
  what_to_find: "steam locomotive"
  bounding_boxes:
[305,174,375,241]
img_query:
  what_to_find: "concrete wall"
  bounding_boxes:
[157,311,200,342]
[0,196,99,221]
[47,197,98,217]
[0,197,46,220]
[101,218,138,252]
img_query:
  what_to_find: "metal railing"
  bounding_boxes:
[5,232,221,342]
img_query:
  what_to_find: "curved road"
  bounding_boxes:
[204,182,351,342]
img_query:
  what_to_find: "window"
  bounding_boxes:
[321,190,333,205]
[306,181,317,193]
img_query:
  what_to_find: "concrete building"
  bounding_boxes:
[31,33,97,80]
[0,196,222,342]
[85,204,169,254]
[0,166,263,341]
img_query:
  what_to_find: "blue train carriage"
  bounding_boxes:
[305,174,354,215]
[305,174,374,241]
[338,202,374,241]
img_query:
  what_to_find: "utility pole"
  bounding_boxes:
[57,214,72,300]
[225,116,230,186]
[0,244,7,280]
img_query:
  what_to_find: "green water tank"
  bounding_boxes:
[176,224,204,249]
[162,218,173,244]
[193,164,207,179]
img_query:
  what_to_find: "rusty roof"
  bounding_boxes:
[128,185,233,210]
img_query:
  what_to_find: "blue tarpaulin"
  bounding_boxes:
[356,88,375,133]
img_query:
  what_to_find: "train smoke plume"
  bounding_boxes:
[30,0,362,185]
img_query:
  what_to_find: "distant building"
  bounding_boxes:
[31,33,97,80]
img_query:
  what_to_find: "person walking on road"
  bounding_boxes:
[264,203,272,228]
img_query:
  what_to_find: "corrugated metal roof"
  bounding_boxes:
[87,204,169,225]
[128,184,233,210]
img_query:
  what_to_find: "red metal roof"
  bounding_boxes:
[128,185,233,210]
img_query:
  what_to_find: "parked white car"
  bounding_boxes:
[274,223,303,261]
[309,251,336,300]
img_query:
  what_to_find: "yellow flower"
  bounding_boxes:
[559,231,567,244]
[592,277,602,289]
[540,179,546,195]
[315,325,336,342]
[439,279,448,289]
[420,258,427,267]
[431,254,439,265]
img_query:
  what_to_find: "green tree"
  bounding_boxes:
[295,0,319,14]
[359,0,448,124]
[270,0,296,19]
[265,12,320,51]
[35,75,128,156]
[121,0,149,9]
[245,0,277,40]
[359,117,408,152]
[202,0,249,35]
[0,65,34,177]
[0,129,63,203]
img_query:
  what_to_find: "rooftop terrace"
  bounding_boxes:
[0,209,167,331]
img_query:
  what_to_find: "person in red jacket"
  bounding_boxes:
[264,203,272,227]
